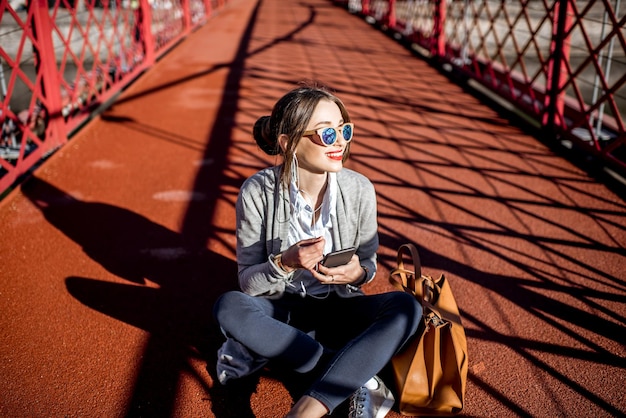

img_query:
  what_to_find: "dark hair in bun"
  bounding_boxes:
[253,116,279,155]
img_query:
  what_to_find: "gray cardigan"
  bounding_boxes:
[236,165,379,298]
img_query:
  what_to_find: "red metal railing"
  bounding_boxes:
[0,0,227,195]
[339,0,626,176]
[2,1,624,195]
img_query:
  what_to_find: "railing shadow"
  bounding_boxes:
[20,176,246,416]
[360,75,626,415]
[19,1,327,417]
[18,0,626,416]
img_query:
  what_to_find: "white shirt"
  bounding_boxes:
[287,172,337,296]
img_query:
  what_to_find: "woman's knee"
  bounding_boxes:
[213,290,249,324]
[391,291,423,329]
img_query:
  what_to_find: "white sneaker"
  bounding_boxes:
[348,375,395,418]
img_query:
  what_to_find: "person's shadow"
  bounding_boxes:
[21,175,262,417]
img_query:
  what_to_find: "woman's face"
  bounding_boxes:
[294,99,348,175]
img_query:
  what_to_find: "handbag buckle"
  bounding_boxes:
[425,311,447,331]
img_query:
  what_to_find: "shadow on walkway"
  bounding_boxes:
[1,0,625,417]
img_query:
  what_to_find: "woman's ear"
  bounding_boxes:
[278,134,290,153]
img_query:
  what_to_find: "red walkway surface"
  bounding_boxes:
[1,0,625,417]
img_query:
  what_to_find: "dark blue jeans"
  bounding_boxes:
[213,290,422,412]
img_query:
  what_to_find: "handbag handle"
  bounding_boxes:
[390,243,438,305]
[390,243,422,297]
[396,243,422,279]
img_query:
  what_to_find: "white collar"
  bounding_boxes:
[288,171,337,250]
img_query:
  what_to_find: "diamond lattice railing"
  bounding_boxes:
[352,0,625,172]
[444,0,556,115]
[558,1,626,154]
[150,0,186,51]
[392,0,436,45]
[191,0,207,25]
[444,0,625,167]
[1,3,52,184]
[1,0,218,194]
[48,0,145,125]
[2,0,625,193]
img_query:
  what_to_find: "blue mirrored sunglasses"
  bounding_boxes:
[303,123,354,146]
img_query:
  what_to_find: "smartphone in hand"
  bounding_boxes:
[321,247,356,268]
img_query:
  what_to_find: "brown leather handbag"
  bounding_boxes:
[389,243,468,416]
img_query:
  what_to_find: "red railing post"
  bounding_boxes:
[181,0,192,30]
[544,0,572,130]
[388,0,396,28]
[31,0,66,150]
[204,0,213,16]
[139,0,156,65]
[432,0,446,59]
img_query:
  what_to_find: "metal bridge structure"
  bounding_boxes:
[1,0,227,193]
[1,0,625,194]
[0,1,625,417]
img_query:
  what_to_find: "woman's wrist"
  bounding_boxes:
[272,252,294,273]
[346,266,369,292]
[354,266,369,286]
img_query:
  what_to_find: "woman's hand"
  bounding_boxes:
[312,254,365,285]
[280,237,326,272]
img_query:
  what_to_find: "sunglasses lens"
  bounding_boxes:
[342,124,353,141]
[320,128,337,145]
